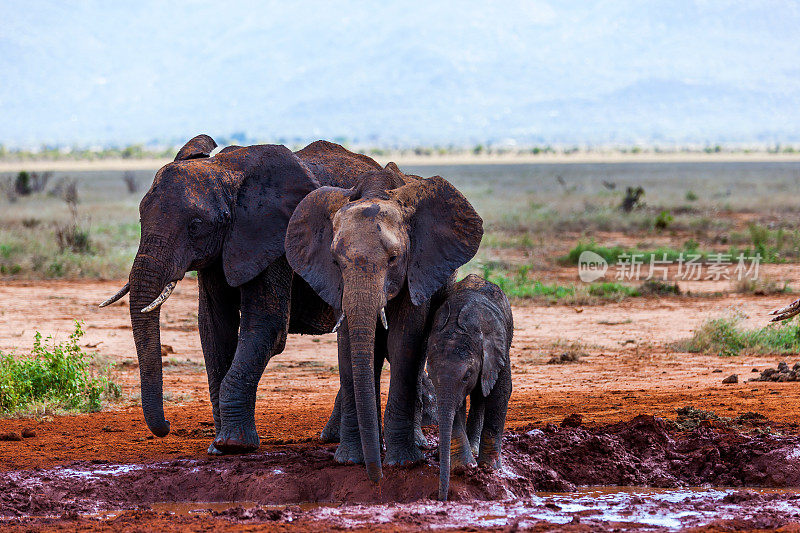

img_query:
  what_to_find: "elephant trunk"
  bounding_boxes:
[437,395,456,501]
[129,254,172,437]
[342,281,383,483]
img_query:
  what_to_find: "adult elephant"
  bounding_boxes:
[285,167,483,482]
[99,135,383,454]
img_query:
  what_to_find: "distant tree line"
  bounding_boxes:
[0,142,798,162]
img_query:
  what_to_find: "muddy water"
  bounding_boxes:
[104,488,800,530]
[5,418,800,530]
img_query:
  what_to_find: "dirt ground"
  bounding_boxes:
[2,278,800,530]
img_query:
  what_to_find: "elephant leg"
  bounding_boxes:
[323,324,385,445]
[384,295,429,466]
[450,401,476,471]
[197,263,241,455]
[320,389,342,443]
[414,368,436,448]
[419,368,438,426]
[477,365,512,470]
[466,390,485,457]
[213,258,292,454]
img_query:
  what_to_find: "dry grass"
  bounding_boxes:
[2,160,800,280]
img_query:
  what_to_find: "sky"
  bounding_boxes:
[1,0,799,146]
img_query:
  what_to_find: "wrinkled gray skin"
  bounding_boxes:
[320,366,438,448]
[286,168,483,483]
[100,136,391,455]
[426,274,513,501]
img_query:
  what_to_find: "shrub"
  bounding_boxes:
[122,171,140,194]
[734,277,790,295]
[654,210,674,231]
[14,171,31,196]
[674,313,800,356]
[685,190,699,202]
[54,179,92,254]
[0,322,120,415]
[620,186,645,212]
[639,279,681,296]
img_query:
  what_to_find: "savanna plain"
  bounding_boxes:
[3,158,800,530]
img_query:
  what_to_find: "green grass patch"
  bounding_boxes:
[479,264,640,303]
[0,322,120,416]
[674,313,800,356]
[559,240,709,266]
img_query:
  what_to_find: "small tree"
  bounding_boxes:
[122,171,140,193]
[14,171,31,196]
[620,186,645,212]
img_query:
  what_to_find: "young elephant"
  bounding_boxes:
[426,274,513,501]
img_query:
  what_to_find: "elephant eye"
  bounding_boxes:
[188,218,204,236]
[388,255,398,264]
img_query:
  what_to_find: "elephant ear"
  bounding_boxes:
[455,298,507,396]
[222,146,320,287]
[174,134,217,161]
[285,187,353,309]
[391,177,483,306]
[479,304,509,397]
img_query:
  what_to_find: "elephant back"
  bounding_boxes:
[295,140,383,188]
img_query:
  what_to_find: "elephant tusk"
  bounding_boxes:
[380,308,388,330]
[332,313,345,333]
[140,281,177,314]
[99,283,130,308]
[770,298,800,322]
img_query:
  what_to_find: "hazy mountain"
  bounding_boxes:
[2,1,799,146]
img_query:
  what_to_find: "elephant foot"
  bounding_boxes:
[414,426,430,449]
[478,455,502,470]
[450,450,477,474]
[477,437,502,469]
[207,442,224,456]
[212,424,260,454]
[334,439,364,464]
[385,443,424,467]
[320,421,340,443]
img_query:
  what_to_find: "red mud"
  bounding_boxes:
[4,417,800,530]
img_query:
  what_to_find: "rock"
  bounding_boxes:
[712,369,723,373]
[0,432,23,441]
[752,368,759,372]
[161,344,175,357]
[561,414,583,428]
[722,374,738,384]
[21,428,36,438]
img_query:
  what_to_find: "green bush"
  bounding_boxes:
[654,210,674,231]
[675,314,800,356]
[0,322,120,415]
[479,264,639,302]
[560,240,703,266]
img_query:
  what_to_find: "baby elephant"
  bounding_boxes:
[426,274,513,501]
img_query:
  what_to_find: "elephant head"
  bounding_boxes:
[284,168,483,482]
[100,134,319,437]
[425,275,511,500]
